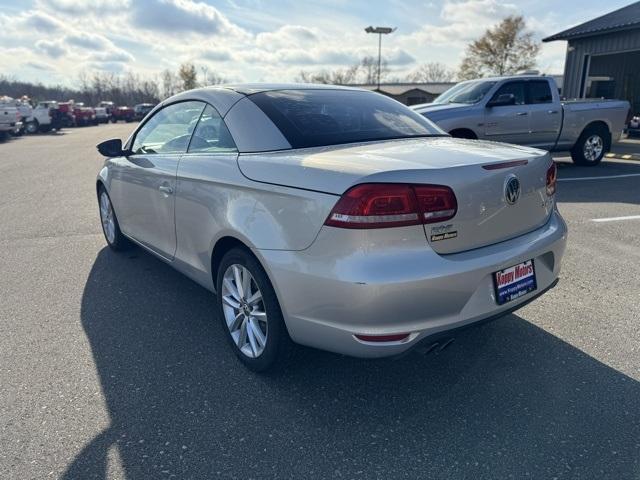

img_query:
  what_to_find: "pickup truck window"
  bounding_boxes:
[527,81,553,104]
[490,81,526,105]
[433,81,496,105]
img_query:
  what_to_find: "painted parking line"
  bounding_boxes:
[591,215,640,223]
[558,173,640,182]
[605,153,640,160]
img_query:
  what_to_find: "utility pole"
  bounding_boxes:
[364,26,396,90]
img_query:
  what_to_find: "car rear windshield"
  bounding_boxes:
[248,89,444,149]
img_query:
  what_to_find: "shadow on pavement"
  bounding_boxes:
[64,247,640,479]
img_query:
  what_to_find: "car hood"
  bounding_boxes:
[237,137,546,195]
[411,103,470,114]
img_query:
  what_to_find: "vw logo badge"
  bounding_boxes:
[504,176,520,205]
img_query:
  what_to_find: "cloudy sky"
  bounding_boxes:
[0,0,633,86]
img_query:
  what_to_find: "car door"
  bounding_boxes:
[483,81,531,145]
[110,100,205,259]
[173,104,240,282]
[525,80,562,150]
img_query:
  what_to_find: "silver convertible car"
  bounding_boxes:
[96,84,567,371]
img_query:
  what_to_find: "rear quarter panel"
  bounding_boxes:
[172,153,338,289]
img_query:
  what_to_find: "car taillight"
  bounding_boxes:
[546,162,557,196]
[414,185,457,224]
[324,183,457,229]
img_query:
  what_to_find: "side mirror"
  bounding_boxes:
[97,138,126,157]
[487,93,516,108]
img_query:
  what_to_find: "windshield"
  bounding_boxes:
[433,81,497,105]
[249,89,445,149]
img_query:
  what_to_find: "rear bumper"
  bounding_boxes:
[257,210,567,358]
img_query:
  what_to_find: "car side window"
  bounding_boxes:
[187,105,237,153]
[490,81,526,105]
[527,81,553,104]
[131,101,205,155]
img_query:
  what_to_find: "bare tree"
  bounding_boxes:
[407,63,455,83]
[178,63,198,91]
[331,64,360,85]
[161,69,179,98]
[296,63,360,85]
[361,56,388,84]
[459,15,540,80]
[3,69,160,106]
[202,71,226,86]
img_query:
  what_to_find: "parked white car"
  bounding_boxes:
[94,106,110,124]
[0,102,22,140]
[27,101,59,133]
[2,97,34,135]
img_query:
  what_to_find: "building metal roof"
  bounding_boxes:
[543,1,640,42]
[354,83,456,95]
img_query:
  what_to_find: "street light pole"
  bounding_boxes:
[364,26,396,91]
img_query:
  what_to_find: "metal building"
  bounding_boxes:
[544,1,640,114]
[354,83,455,105]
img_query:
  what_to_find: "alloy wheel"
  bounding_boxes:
[221,264,268,358]
[583,134,603,162]
[99,192,116,244]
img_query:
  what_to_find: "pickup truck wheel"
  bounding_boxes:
[571,125,608,166]
[25,121,38,134]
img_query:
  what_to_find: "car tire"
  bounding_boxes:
[571,125,609,166]
[216,247,293,372]
[0,131,8,142]
[98,186,131,251]
[25,121,38,134]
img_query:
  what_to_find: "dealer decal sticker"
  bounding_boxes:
[430,231,458,242]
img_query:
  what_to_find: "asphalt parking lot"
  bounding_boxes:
[1,124,639,479]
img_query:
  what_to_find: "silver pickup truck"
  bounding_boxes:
[412,75,630,165]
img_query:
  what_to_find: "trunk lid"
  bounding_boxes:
[415,157,554,254]
[237,137,554,254]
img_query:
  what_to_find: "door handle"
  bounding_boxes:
[159,185,173,195]
[547,110,559,114]
[516,112,528,116]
